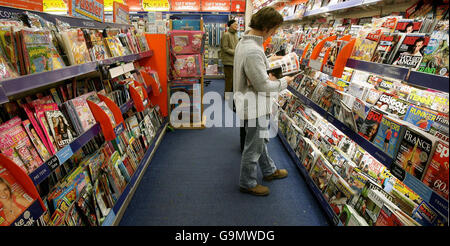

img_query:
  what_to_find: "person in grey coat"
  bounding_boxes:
[234,7,294,196]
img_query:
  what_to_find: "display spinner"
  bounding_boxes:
[0,6,168,226]
[262,0,449,226]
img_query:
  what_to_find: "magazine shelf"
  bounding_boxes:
[288,86,394,166]
[0,5,131,30]
[0,51,154,105]
[282,0,383,21]
[0,62,98,103]
[406,70,449,92]
[390,164,449,217]
[102,117,168,226]
[277,130,343,226]
[28,124,102,186]
[288,86,449,221]
[298,46,448,92]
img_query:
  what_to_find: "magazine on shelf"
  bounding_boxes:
[60,29,92,65]
[354,181,395,226]
[421,140,449,199]
[394,19,423,33]
[69,94,96,133]
[339,204,369,226]
[359,152,386,183]
[19,29,65,74]
[365,88,383,105]
[411,200,448,226]
[375,93,410,119]
[406,87,435,109]
[359,108,383,142]
[391,34,430,69]
[429,91,449,114]
[393,127,436,180]
[350,36,379,62]
[429,113,449,142]
[403,105,437,132]
[41,104,76,150]
[83,29,109,61]
[0,26,20,75]
[372,115,406,158]
[310,155,334,192]
[371,32,404,64]
[22,119,51,162]
[0,117,42,173]
[340,101,358,132]
[0,164,35,226]
[417,27,449,76]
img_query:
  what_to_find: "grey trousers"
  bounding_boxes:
[240,116,277,189]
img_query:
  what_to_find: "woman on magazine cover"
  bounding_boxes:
[0,177,32,225]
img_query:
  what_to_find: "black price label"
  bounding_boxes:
[390,164,406,181]
[46,155,60,171]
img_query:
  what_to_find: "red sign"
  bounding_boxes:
[113,1,129,24]
[127,0,144,11]
[201,0,230,12]
[170,0,200,11]
[0,0,43,11]
[231,0,245,12]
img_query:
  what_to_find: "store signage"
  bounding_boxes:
[170,0,201,11]
[201,0,231,12]
[104,0,124,12]
[0,0,43,11]
[113,1,130,24]
[43,0,68,13]
[231,0,246,12]
[142,0,170,11]
[69,0,104,22]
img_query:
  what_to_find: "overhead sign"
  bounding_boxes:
[231,0,246,12]
[43,0,68,14]
[142,0,170,11]
[201,0,231,12]
[104,0,124,12]
[0,0,43,11]
[170,0,201,11]
[113,1,130,24]
[69,0,104,22]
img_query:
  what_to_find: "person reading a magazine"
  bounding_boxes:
[233,7,294,196]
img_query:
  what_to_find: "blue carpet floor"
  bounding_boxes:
[119,80,330,226]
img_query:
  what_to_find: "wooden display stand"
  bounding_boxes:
[168,19,206,129]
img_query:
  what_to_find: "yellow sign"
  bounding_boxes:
[104,0,124,12]
[142,0,170,11]
[43,0,68,13]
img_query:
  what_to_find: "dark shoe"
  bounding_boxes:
[263,169,288,181]
[239,184,270,196]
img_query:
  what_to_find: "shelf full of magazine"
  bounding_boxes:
[102,117,168,226]
[0,7,153,104]
[277,128,344,226]
[279,0,383,21]
[277,88,447,226]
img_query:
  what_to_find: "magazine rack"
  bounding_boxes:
[308,35,337,71]
[129,81,150,112]
[323,36,356,78]
[87,94,125,141]
[0,154,46,226]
